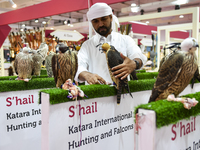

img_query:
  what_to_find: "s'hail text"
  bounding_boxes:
[6,95,34,107]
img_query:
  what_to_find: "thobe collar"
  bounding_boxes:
[94,31,114,47]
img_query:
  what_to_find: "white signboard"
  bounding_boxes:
[156,116,200,150]
[140,38,156,46]
[0,89,41,150]
[50,30,84,41]
[138,109,200,150]
[41,90,153,150]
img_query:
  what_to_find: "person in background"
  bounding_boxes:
[75,2,147,85]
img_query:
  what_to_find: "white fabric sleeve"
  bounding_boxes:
[125,35,147,67]
[74,43,89,82]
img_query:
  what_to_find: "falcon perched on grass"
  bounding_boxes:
[14,47,34,81]
[31,43,48,76]
[52,44,78,88]
[31,50,44,76]
[45,51,55,77]
[101,43,136,104]
[149,38,200,103]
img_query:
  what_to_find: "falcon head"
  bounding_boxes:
[101,43,111,53]
[56,43,69,53]
[23,47,31,54]
[181,38,199,53]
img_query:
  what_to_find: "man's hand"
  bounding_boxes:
[112,53,139,80]
[79,71,106,85]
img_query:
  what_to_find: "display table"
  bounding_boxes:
[0,77,55,150]
[0,74,199,150]
[137,109,200,150]
[40,83,200,150]
[135,84,200,150]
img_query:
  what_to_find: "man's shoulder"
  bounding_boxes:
[82,35,96,45]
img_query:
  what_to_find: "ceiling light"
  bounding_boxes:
[63,20,67,25]
[179,15,184,18]
[35,19,39,23]
[50,28,54,30]
[70,24,74,27]
[146,21,149,24]
[131,3,137,7]
[131,6,140,13]
[42,21,46,24]
[174,0,188,5]
[9,0,17,8]
[20,29,23,32]
[22,24,25,27]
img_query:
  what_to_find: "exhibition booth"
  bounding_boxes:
[0,1,200,150]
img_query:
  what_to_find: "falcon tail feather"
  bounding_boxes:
[123,82,133,98]
[117,84,122,104]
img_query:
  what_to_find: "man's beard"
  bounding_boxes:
[96,22,112,36]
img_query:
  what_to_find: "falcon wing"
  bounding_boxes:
[70,51,78,82]
[14,57,18,75]
[191,68,200,89]
[52,54,58,86]
[106,46,133,104]
[158,51,175,72]
[107,48,123,88]
[149,52,184,102]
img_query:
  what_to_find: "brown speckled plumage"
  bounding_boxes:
[45,52,55,77]
[52,50,78,88]
[14,48,33,79]
[102,43,133,104]
[32,50,43,76]
[149,50,199,103]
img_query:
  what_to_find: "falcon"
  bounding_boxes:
[149,38,200,103]
[52,44,78,88]
[45,51,55,77]
[36,43,49,60]
[14,47,34,81]
[101,43,136,104]
[31,50,44,76]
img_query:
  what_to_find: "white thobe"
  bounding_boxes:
[75,31,147,84]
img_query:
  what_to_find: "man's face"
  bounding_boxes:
[91,15,112,37]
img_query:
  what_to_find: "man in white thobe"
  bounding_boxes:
[75,2,147,85]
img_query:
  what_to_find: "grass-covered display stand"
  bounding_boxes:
[0,70,199,150]
[40,81,200,150]
[135,92,200,150]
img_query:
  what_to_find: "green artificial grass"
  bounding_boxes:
[0,78,55,92]
[136,69,146,73]
[134,92,200,128]
[136,72,158,80]
[39,79,156,105]
[40,69,47,75]
[0,75,49,81]
[0,72,157,92]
